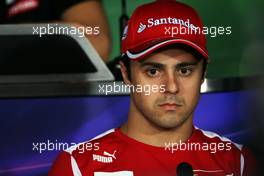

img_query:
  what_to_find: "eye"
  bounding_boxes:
[178,68,192,76]
[146,68,160,77]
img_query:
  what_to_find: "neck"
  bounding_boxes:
[121,100,194,147]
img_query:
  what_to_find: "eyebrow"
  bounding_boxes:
[175,62,198,69]
[140,62,165,69]
[140,61,198,69]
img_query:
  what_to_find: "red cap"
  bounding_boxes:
[121,0,208,61]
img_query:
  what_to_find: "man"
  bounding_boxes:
[0,0,111,62]
[49,0,255,175]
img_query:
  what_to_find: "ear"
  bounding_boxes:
[201,74,206,84]
[201,72,206,85]
[119,61,132,85]
[201,60,208,84]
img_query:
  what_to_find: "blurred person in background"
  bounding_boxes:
[0,0,111,62]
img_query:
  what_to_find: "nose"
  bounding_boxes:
[164,72,179,94]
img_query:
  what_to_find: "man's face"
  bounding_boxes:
[121,48,204,129]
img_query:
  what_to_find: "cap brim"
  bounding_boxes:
[126,39,208,61]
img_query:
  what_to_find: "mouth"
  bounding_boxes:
[158,103,182,111]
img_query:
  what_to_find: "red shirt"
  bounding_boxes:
[49,127,255,176]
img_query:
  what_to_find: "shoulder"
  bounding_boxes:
[66,128,118,156]
[194,127,256,175]
[49,128,120,176]
[193,127,244,164]
[194,126,243,151]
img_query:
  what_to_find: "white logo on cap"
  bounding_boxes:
[137,17,198,33]
[137,23,146,33]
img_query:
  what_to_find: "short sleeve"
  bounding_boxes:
[242,147,257,176]
[48,151,74,176]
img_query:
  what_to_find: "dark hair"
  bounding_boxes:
[120,44,208,80]
[120,54,131,80]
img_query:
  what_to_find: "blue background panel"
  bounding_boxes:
[0,91,254,175]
